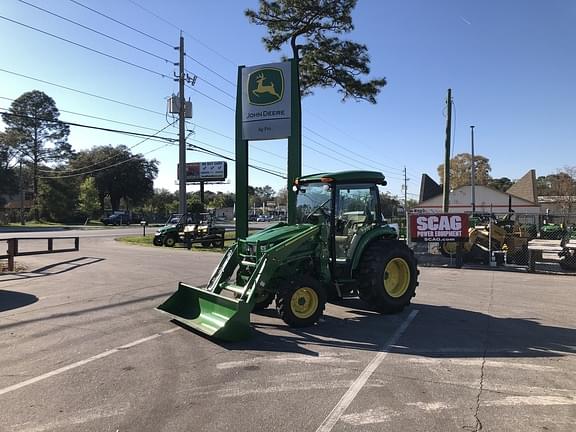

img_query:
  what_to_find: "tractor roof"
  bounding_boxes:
[296,170,387,185]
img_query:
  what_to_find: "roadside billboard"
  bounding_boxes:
[178,161,228,182]
[410,213,469,242]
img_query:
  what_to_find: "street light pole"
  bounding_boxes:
[470,125,476,215]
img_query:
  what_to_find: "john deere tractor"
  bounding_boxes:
[157,171,419,341]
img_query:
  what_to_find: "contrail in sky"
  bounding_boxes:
[460,16,472,25]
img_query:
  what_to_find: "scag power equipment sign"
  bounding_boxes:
[410,213,469,242]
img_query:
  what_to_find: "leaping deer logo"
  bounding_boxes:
[252,73,280,99]
[248,68,284,105]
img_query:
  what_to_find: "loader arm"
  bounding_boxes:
[156,224,320,341]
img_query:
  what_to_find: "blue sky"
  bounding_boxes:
[1,0,574,201]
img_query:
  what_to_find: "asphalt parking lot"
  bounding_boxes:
[1,229,574,431]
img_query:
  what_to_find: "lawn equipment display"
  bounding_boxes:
[153,213,225,248]
[157,171,419,341]
[438,214,531,264]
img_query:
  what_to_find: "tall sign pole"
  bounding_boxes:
[236,65,249,239]
[177,34,187,215]
[442,88,452,213]
[470,125,476,214]
[287,58,302,225]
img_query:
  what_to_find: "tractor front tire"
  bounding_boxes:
[358,240,418,314]
[153,236,163,246]
[276,276,326,327]
[164,235,177,247]
[253,291,275,311]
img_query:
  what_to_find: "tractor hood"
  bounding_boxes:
[246,223,315,244]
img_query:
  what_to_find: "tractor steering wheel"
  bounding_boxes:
[305,198,331,223]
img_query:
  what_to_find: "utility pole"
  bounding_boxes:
[19,159,25,225]
[177,33,187,215]
[403,166,409,242]
[442,89,452,213]
[470,125,476,214]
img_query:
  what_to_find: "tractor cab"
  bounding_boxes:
[294,171,397,276]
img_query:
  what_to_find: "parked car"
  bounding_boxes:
[256,215,271,222]
[101,212,130,226]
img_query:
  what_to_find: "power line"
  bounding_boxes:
[37,121,177,174]
[303,125,406,175]
[67,0,236,88]
[185,69,235,99]
[16,0,173,64]
[303,131,400,175]
[67,0,173,48]
[0,68,166,116]
[185,84,234,112]
[0,70,238,153]
[305,110,418,177]
[126,0,238,66]
[303,134,404,181]
[0,110,177,142]
[186,55,236,87]
[188,138,287,174]
[0,14,169,78]
[0,96,176,135]
[188,142,286,179]
[39,142,171,179]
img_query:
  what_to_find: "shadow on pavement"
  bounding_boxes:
[0,290,38,312]
[213,301,575,359]
[0,257,105,282]
[0,291,172,331]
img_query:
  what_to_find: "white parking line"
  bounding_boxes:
[316,309,419,432]
[0,327,179,397]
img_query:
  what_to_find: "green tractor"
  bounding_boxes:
[157,171,419,341]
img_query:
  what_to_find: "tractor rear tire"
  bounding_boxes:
[276,276,326,327]
[358,240,418,314]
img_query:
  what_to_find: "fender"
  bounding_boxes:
[350,226,398,273]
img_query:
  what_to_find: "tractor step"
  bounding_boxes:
[220,284,246,296]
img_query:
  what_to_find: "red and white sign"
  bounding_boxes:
[410,213,469,242]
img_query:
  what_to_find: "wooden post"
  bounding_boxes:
[7,239,16,272]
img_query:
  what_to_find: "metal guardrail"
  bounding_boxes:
[0,237,80,271]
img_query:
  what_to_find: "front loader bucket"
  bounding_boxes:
[156,282,252,342]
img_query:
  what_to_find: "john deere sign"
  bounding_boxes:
[242,62,291,140]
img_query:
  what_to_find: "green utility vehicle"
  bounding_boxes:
[153,213,225,248]
[157,171,419,341]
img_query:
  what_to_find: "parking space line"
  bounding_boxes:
[315,309,419,432]
[0,327,179,397]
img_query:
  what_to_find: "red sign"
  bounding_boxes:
[410,213,469,242]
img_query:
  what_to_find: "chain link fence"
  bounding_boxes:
[409,212,576,274]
